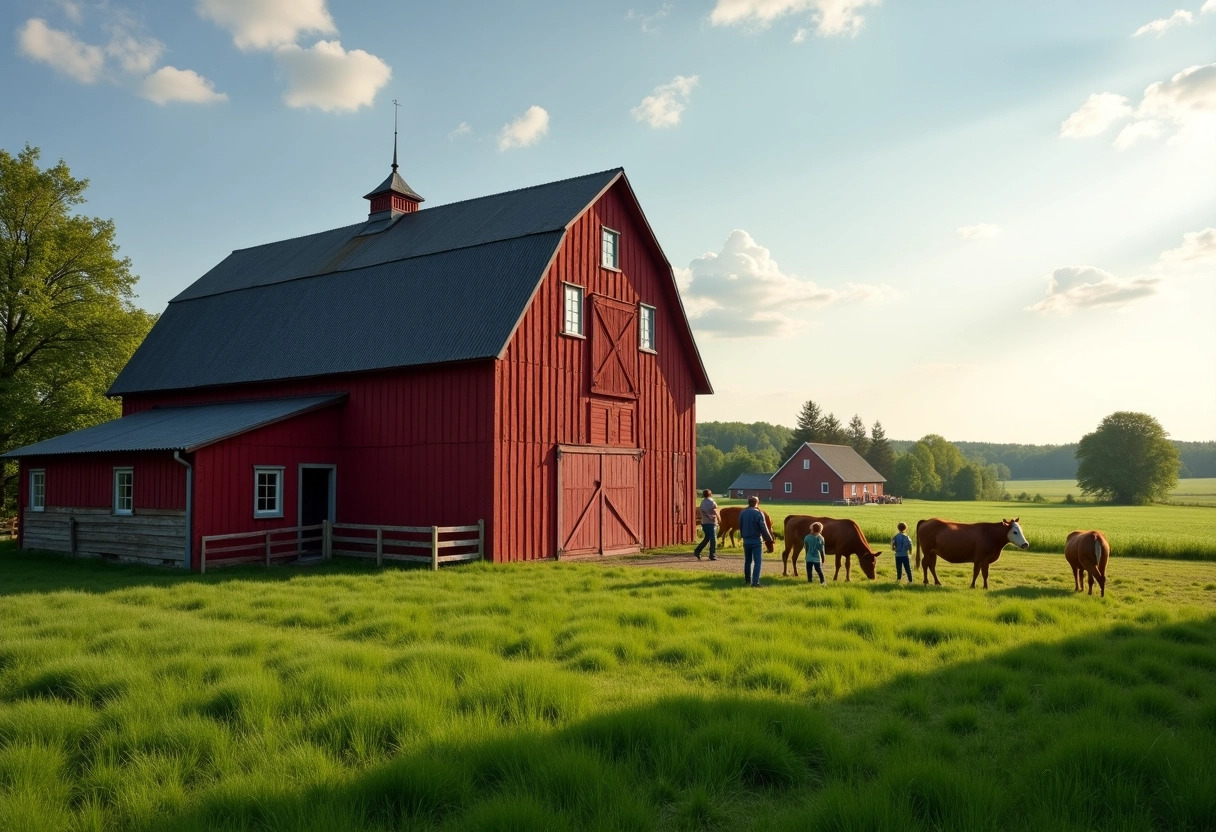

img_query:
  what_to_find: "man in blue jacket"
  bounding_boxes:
[739,496,774,587]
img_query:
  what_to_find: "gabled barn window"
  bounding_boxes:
[113,468,133,515]
[563,283,585,337]
[30,470,45,512]
[802,459,810,470]
[601,227,620,270]
[784,482,792,494]
[639,303,655,352]
[821,482,829,495]
[254,467,284,518]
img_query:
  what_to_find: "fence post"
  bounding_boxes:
[265,531,272,567]
[323,520,332,560]
[201,538,207,575]
[375,527,383,567]
[477,519,485,561]
[431,525,439,571]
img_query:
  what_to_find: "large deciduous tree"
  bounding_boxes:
[1075,412,1180,504]
[1,144,155,511]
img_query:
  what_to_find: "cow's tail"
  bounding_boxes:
[1093,535,1103,567]
[914,520,922,569]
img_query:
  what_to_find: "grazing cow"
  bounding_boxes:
[717,506,775,553]
[915,518,1029,589]
[781,515,882,580]
[1065,530,1110,597]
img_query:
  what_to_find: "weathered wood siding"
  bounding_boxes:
[21,506,186,566]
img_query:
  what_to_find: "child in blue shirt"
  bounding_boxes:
[803,522,826,584]
[892,522,913,583]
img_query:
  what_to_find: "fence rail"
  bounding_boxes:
[199,519,484,573]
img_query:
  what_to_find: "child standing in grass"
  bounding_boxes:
[892,522,913,583]
[804,522,826,584]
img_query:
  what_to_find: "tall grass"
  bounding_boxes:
[1,540,1214,830]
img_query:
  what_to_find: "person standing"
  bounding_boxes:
[892,522,914,583]
[739,496,774,587]
[693,489,719,560]
[804,522,827,584]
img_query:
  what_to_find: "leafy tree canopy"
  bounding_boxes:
[1076,411,1180,505]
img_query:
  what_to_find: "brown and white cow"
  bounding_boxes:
[915,517,1029,589]
[1065,530,1110,597]
[781,515,882,580]
[717,506,775,553]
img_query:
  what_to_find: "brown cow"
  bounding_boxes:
[717,506,775,553]
[781,515,882,580]
[1065,530,1110,597]
[915,517,1029,588]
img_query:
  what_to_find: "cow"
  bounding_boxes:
[781,515,882,580]
[1065,530,1110,597]
[915,517,1029,589]
[717,506,775,553]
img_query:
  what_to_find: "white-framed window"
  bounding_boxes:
[601,227,620,270]
[30,469,45,512]
[863,484,869,493]
[784,482,792,494]
[254,467,284,518]
[802,459,810,470]
[821,482,830,495]
[113,468,133,515]
[563,283,585,336]
[639,303,655,352]
[851,484,857,496]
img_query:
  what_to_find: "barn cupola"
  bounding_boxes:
[364,101,424,221]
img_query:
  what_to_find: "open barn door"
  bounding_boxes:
[557,445,644,557]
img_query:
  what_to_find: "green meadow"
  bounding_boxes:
[2,539,1215,831]
[1000,478,1216,507]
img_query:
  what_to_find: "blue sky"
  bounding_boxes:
[4,0,1214,444]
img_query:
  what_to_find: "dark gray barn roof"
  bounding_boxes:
[799,443,887,483]
[111,168,658,395]
[2,395,344,458]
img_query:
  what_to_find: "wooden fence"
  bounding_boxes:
[199,520,484,573]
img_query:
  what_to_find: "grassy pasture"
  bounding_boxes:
[2,540,1215,831]
[1001,478,1216,506]
[705,498,1216,561]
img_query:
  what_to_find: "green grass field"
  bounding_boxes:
[2,540,1215,831]
[1001,478,1216,507]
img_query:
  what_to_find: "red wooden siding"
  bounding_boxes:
[22,453,186,511]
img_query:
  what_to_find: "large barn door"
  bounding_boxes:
[590,296,638,399]
[557,446,643,557]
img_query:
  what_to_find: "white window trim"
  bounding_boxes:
[821,482,830,495]
[639,303,656,353]
[562,282,585,338]
[113,467,133,516]
[601,226,621,271]
[802,459,810,470]
[30,469,45,512]
[254,466,285,518]
[784,482,792,494]
[851,484,857,496]
[863,484,869,493]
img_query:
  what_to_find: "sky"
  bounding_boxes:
[3,0,1214,445]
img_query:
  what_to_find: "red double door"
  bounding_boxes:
[557,447,643,557]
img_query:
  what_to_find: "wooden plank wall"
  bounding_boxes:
[22,506,186,566]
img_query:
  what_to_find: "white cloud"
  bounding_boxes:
[956,223,1001,240]
[17,18,104,83]
[105,30,164,75]
[1132,9,1193,37]
[498,106,550,150]
[1159,227,1216,267]
[1026,266,1161,315]
[1138,62,1216,125]
[275,40,391,112]
[631,75,699,129]
[197,0,336,50]
[448,122,472,139]
[56,1,84,24]
[1205,0,1216,12]
[140,66,227,105]
[1060,92,1133,138]
[1112,118,1164,149]
[679,229,896,337]
[627,4,673,33]
[710,0,881,37]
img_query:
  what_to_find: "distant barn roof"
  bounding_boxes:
[2,395,344,458]
[110,168,712,396]
[800,443,887,483]
[727,472,774,491]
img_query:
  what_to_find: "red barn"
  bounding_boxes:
[5,164,712,566]
[770,443,885,503]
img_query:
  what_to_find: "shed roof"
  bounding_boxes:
[727,472,775,491]
[110,167,712,396]
[789,443,887,483]
[1,395,344,458]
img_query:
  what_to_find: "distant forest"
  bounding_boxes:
[697,422,1216,482]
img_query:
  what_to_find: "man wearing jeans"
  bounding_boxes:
[739,496,774,587]
[693,489,719,560]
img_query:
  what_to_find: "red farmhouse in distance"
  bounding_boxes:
[728,443,885,503]
[5,159,713,567]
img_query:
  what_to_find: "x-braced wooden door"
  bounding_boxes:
[557,446,644,557]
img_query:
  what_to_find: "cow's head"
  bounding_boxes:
[764,512,775,552]
[857,549,882,579]
[1005,518,1029,549]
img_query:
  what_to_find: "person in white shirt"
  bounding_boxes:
[693,489,719,561]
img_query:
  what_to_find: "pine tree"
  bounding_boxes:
[866,421,896,478]
[846,414,870,456]
[781,400,824,459]
[821,413,846,445]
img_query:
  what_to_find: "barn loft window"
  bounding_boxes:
[254,467,284,518]
[563,283,585,336]
[821,482,829,494]
[113,468,133,515]
[784,482,792,494]
[601,227,620,270]
[30,469,45,512]
[639,303,655,352]
[802,459,810,470]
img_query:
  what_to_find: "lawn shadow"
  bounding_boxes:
[989,586,1077,600]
